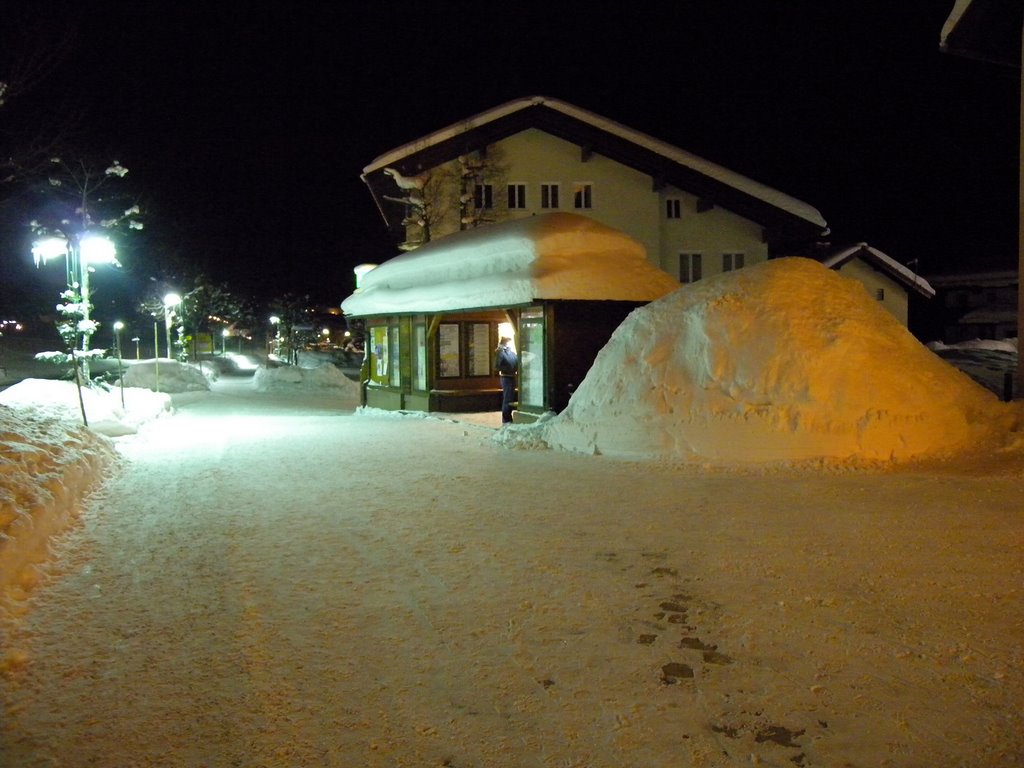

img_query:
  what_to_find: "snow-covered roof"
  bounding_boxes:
[341,212,680,317]
[926,269,1017,288]
[363,96,828,233]
[820,243,935,298]
[958,306,1017,325]
[940,0,1023,66]
[940,0,974,50]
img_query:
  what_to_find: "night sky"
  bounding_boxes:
[1,0,1019,318]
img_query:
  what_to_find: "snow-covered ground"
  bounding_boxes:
[1,261,1022,766]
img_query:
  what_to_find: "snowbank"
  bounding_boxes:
[254,362,361,394]
[0,379,173,437]
[121,359,211,393]
[0,380,173,609]
[0,366,361,614]
[0,403,115,608]
[533,258,1022,464]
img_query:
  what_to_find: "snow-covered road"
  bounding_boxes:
[2,381,1022,767]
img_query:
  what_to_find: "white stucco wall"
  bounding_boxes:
[406,129,770,281]
[495,130,662,262]
[659,187,769,281]
[834,258,909,325]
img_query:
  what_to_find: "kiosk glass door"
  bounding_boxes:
[519,307,544,409]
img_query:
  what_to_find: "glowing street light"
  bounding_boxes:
[31,236,70,268]
[268,315,280,363]
[32,232,118,381]
[222,327,229,355]
[79,235,118,266]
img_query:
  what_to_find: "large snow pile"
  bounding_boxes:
[121,360,210,393]
[0,379,172,437]
[0,403,115,607]
[254,362,361,393]
[342,212,679,316]
[536,258,1022,464]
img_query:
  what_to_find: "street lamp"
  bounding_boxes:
[268,315,280,363]
[131,336,140,359]
[32,232,118,381]
[163,292,182,362]
[222,327,229,355]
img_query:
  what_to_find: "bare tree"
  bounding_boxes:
[381,144,509,251]
[0,6,79,188]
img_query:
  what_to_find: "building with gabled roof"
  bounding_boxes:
[818,243,935,326]
[342,213,678,419]
[361,96,829,284]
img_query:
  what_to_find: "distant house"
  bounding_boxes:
[341,213,678,420]
[361,95,930,325]
[940,0,1023,381]
[918,269,1017,343]
[818,243,935,326]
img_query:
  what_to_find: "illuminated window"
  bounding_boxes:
[540,183,560,209]
[573,183,592,209]
[666,199,682,219]
[508,183,527,209]
[722,253,745,272]
[680,253,702,283]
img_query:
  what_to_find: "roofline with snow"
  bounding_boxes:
[820,243,935,298]
[361,96,828,245]
[940,0,1023,67]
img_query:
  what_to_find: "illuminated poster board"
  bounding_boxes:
[388,325,401,386]
[468,323,491,376]
[438,323,460,377]
[370,325,388,384]
[520,309,544,407]
[413,324,426,390]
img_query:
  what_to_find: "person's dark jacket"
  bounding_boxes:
[494,344,518,376]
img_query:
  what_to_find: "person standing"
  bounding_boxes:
[494,335,518,424]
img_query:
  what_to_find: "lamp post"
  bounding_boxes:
[163,292,182,363]
[222,328,229,355]
[131,336,140,360]
[32,232,118,382]
[153,317,160,393]
[268,315,280,364]
[113,321,125,408]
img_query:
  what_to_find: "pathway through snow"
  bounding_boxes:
[1,380,1022,767]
